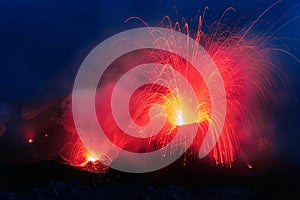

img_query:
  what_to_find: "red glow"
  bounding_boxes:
[247,164,253,169]
[58,7,287,170]
[28,138,34,143]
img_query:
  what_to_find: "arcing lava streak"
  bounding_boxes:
[59,6,289,171]
[72,27,226,173]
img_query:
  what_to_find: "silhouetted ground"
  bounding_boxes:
[0,156,299,200]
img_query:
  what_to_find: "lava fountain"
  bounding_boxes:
[58,3,290,172]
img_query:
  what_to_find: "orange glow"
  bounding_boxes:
[77,152,100,167]
[85,152,99,164]
[87,155,97,163]
[28,138,34,143]
[162,93,204,126]
[160,93,199,126]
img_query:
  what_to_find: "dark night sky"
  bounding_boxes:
[0,0,299,165]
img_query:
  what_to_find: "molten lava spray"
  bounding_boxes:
[58,5,288,171]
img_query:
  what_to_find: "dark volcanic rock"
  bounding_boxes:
[0,181,255,200]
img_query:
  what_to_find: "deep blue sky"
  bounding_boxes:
[0,0,299,101]
[0,0,299,163]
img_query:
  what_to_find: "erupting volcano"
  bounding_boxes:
[58,4,288,173]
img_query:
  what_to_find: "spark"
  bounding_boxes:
[28,138,34,143]
[247,164,253,169]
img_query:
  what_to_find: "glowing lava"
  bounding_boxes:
[175,110,184,126]
[58,3,289,170]
[28,138,34,143]
[86,154,98,163]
